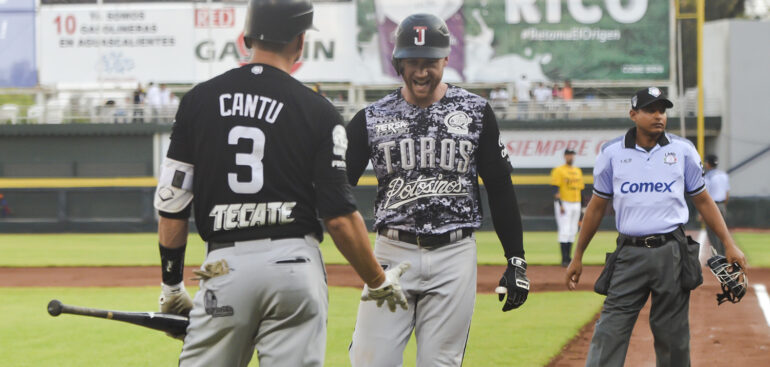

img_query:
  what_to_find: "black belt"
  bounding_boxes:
[621,231,677,248]
[378,228,473,248]
[207,234,306,254]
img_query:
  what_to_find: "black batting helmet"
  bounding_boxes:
[243,0,314,48]
[391,13,451,75]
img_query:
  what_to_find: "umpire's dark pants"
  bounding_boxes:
[585,238,690,367]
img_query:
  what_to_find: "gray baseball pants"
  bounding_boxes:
[349,234,477,367]
[586,238,691,367]
[179,235,328,367]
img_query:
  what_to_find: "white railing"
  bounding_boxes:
[0,98,722,125]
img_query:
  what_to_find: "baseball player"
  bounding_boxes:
[565,88,747,367]
[703,154,730,255]
[345,13,530,367]
[153,1,408,366]
[550,148,584,267]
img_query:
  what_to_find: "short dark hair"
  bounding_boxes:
[248,38,292,53]
[706,154,718,167]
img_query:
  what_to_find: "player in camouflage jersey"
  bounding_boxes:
[346,14,530,367]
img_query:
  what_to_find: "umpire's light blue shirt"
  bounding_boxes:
[705,169,730,202]
[593,128,705,236]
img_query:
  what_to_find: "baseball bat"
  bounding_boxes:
[47,299,189,335]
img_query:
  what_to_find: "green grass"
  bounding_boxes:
[733,232,770,268]
[0,231,621,267]
[1,231,766,267]
[0,287,602,367]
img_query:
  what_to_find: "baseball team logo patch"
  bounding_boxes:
[204,290,234,317]
[648,87,661,97]
[444,111,471,135]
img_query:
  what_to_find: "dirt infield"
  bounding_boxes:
[3,265,769,366]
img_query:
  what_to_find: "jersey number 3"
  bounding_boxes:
[228,126,265,194]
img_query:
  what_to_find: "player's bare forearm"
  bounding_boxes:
[159,216,189,249]
[324,211,386,288]
[573,194,609,261]
[692,191,746,267]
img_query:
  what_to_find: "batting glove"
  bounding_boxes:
[159,282,192,340]
[497,257,530,311]
[361,262,410,312]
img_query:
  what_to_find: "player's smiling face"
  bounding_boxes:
[400,57,448,107]
[630,100,668,136]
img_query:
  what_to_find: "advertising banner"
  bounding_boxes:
[0,0,37,87]
[500,129,626,168]
[34,0,670,85]
[357,0,670,84]
[38,1,364,85]
[38,3,196,84]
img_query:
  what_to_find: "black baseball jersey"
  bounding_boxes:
[160,63,356,242]
[346,85,513,235]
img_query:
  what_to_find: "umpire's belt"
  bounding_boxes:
[378,227,473,248]
[621,230,678,248]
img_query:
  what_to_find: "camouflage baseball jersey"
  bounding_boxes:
[346,85,513,235]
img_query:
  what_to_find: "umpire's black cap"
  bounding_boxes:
[631,87,674,110]
[564,148,576,155]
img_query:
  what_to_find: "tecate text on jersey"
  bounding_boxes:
[209,201,296,231]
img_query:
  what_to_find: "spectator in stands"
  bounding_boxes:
[703,154,730,255]
[562,80,574,119]
[552,83,562,99]
[533,82,552,118]
[490,86,510,119]
[0,193,10,217]
[515,75,532,120]
[145,82,161,123]
[159,84,173,122]
[132,83,145,123]
[562,79,573,101]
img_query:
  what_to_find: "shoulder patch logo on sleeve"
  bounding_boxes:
[332,125,348,158]
[444,111,471,135]
[331,124,348,168]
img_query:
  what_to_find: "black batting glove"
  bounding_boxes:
[497,257,530,311]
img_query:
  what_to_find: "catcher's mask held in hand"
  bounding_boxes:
[707,255,748,305]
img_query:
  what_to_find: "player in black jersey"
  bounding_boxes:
[346,13,530,367]
[153,1,408,366]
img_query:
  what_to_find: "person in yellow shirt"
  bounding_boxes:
[550,149,585,267]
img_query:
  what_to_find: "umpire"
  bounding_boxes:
[153,1,407,366]
[704,154,730,255]
[565,87,747,366]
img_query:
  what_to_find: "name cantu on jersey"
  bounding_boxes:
[378,137,474,174]
[209,201,296,231]
[219,93,284,122]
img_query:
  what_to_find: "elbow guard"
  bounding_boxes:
[154,158,194,213]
